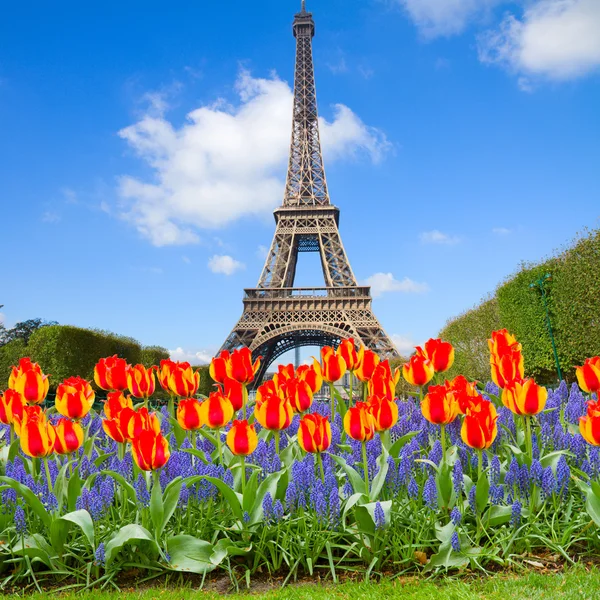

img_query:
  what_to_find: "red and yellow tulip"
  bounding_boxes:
[576,357,600,394]
[94,355,129,391]
[421,385,459,425]
[226,420,258,456]
[254,392,293,430]
[226,348,261,384]
[198,391,234,429]
[132,429,170,471]
[209,350,230,384]
[319,346,347,383]
[580,399,600,446]
[15,406,55,458]
[166,362,201,397]
[9,358,50,404]
[501,378,547,416]
[418,338,455,373]
[343,402,376,442]
[354,347,380,383]
[126,364,156,399]
[296,363,323,394]
[367,395,399,432]
[367,361,400,402]
[461,400,498,450]
[0,389,24,425]
[447,375,481,414]
[402,354,434,387]
[223,376,245,412]
[281,377,314,413]
[176,398,204,430]
[53,418,84,455]
[298,413,331,453]
[103,391,133,420]
[337,338,359,372]
[55,376,95,419]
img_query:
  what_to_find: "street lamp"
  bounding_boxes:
[529,273,563,381]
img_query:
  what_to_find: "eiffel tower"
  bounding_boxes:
[220,1,398,382]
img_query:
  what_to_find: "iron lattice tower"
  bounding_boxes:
[219,1,398,381]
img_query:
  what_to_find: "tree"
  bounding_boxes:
[0,318,58,346]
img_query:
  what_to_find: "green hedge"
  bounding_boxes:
[0,339,27,388]
[439,297,502,383]
[141,345,170,368]
[439,228,600,384]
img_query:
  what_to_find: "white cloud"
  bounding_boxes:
[492,227,512,235]
[41,211,60,224]
[391,333,421,356]
[208,254,245,275]
[256,245,269,259]
[478,0,600,80]
[169,347,214,366]
[419,229,460,245]
[117,70,391,246]
[396,0,504,37]
[363,272,429,298]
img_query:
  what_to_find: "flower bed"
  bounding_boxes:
[1,333,600,590]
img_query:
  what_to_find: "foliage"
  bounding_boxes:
[27,326,142,386]
[0,339,27,385]
[0,318,57,346]
[389,357,417,398]
[440,228,600,384]
[141,346,170,368]
[438,297,501,382]
[197,365,215,397]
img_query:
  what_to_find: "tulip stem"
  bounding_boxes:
[242,385,248,419]
[362,382,367,402]
[362,441,369,497]
[43,458,52,494]
[10,425,14,446]
[349,374,353,404]
[317,452,325,483]
[274,430,280,455]
[216,429,223,465]
[477,449,482,481]
[240,456,246,494]
[440,425,446,465]
[328,382,336,420]
[524,416,533,465]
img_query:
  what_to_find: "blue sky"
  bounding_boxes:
[1,0,599,363]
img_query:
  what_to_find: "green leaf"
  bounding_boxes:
[11,534,54,568]
[181,447,210,465]
[149,477,164,538]
[540,450,572,469]
[585,488,600,528]
[436,461,453,509]
[159,478,184,539]
[354,500,392,534]
[389,431,420,458]
[475,471,490,514]
[58,509,95,548]
[198,475,244,520]
[369,446,389,501]
[0,477,51,530]
[435,520,455,543]
[330,454,365,495]
[250,471,283,524]
[243,469,260,513]
[104,524,158,565]
[483,505,513,527]
[99,470,137,505]
[166,535,219,574]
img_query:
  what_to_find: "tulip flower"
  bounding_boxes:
[580,399,600,446]
[488,329,520,356]
[132,429,170,471]
[281,377,314,413]
[15,406,55,459]
[254,392,293,447]
[226,419,258,494]
[501,378,547,417]
[0,389,24,426]
[176,398,203,431]
[223,376,244,412]
[53,418,84,455]
[367,395,399,432]
[298,413,331,454]
[402,354,434,388]
[576,357,600,394]
[502,378,547,462]
[122,406,161,442]
[418,338,455,373]
[209,350,230,384]
[461,400,498,451]
[343,402,376,494]
[319,346,347,418]
[94,355,129,391]
[167,362,201,398]
[490,347,524,389]
[296,363,323,394]
[275,364,296,384]
[199,391,234,429]
[226,347,261,384]
[126,364,156,400]
[226,419,258,456]
[8,358,41,389]
[157,359,176,391]
[103,391,133,420]
[55,376,95,419]
[354,347,380,383]
[422,385,459,463]
[9,359,50,404]
[337,338,359,371]
[367,361,400,402]
[102,417,128,444]
[256,379,282,406]
[447,375,481,414]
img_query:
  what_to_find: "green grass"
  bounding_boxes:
[3,566,600,600]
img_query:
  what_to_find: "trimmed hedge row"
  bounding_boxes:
[439,228,600,384]
[0,325,170,389]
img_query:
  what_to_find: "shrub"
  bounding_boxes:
[141,345,170,368]
[0,339,27,387]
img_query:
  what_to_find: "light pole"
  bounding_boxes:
[529,273,563,381]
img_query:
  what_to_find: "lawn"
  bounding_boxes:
[3,567,600,600]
